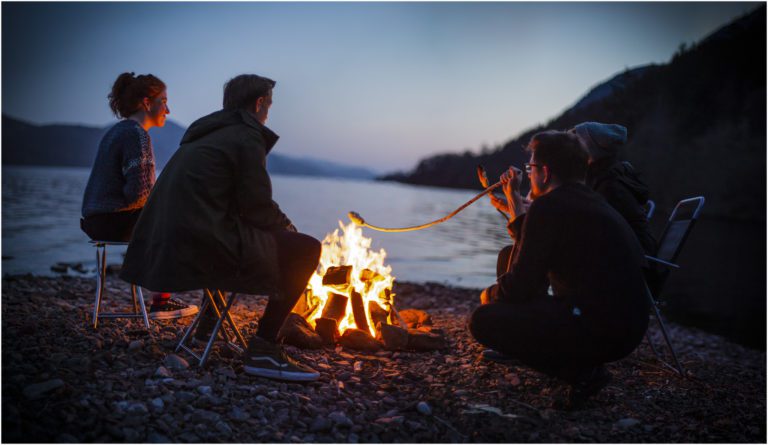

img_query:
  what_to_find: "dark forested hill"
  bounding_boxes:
[383,6,767,347]
[383,6,765,223]
[1,115,376,179]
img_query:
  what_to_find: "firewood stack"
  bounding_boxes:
[280,265,447,352]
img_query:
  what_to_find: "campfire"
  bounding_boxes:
[282,221,446,352]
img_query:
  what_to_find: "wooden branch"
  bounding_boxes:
[320,292,348,322]
[350,290,370,333]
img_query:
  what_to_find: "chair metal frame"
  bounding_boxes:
[90,241,150,330]
[643,196,705,376]
[176,289,248,367]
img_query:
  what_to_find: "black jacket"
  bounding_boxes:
[499,183,650,337]
[121,109,292,295]
[586,158,657,256]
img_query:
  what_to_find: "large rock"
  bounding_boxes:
[399,309,432,329]
[338,329,382,352]
[407,329,447,351]
[377,324,408,351]
[278,313,322,349]
[163,354,189,371]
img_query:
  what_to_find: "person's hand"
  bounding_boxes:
[499,166,525,220]
[489,194,510,214]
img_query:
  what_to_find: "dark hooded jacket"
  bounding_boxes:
[586,157,657,256]
[120,109,292,295]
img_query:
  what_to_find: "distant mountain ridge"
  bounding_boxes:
[381,5,765,222]
[1,115,376,179]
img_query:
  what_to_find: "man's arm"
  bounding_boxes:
[236,138,294,231]
[497,200,555,302]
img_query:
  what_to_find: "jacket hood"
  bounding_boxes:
[181,109,279,153]
[588,160,649,204]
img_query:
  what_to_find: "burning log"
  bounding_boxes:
[368,301,389,334]
[292,290,312,315]
[322,265,353,290]
[378,323,409,351]
[320,292,349,322]
[349,291,370,333]
[315,317,339,345]
[338,329,382,352]
[360,268,385,292]
[278,313,322,349]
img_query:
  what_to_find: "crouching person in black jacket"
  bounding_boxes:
[468,130,650,409]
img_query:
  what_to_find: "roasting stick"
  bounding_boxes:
[349,181,504,233]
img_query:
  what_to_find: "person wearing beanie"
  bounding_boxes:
[570,122,657,257]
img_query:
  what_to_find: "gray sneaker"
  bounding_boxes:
[243,337,320,382]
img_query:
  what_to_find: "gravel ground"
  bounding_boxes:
[2,274,765,443]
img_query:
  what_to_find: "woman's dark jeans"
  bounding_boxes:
[81,209,142,242]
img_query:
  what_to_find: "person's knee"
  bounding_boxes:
[467,304,495,344]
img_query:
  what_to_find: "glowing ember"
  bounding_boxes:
[295,221,395,337]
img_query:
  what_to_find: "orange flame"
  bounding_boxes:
[304,221,395,336]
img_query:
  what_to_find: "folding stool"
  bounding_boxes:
[176,289,248,367]
[90,240,150,330]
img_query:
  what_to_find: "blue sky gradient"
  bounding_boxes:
[2,2,758,171]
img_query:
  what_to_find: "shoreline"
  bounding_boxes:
[2,273,765,442]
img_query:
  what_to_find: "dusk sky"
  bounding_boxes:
[2,2,758,172]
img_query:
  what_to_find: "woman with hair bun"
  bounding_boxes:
[81,72,197,320]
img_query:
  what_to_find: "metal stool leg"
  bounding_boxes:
[215,290,248,350]
[652,303,685,376]
[93,244,106,329]
[134,286,150,330]
[176,294,210,354]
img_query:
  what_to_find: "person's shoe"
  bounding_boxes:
[148,297,199,320]
[565,366,612,410]
[243,337,320,382]
[481,348,520,365]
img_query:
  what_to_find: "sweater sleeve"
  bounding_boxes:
[497,200,555,302]
[237,137,294,231]
[121,127,156,209]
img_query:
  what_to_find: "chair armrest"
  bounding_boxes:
[645,255,680,269]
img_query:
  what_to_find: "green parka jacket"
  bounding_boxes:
[120,109,292,296]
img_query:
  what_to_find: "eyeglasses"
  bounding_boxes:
[524,163,542,174]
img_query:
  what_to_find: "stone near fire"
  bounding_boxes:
[338,328,382,352]
[322,265,353,289]
[378,323,409,351]
[400,309,432,329]
[407,329,447,351]
[315,317,340,345]
[278,313,322,349]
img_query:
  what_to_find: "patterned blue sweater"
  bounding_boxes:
[82,120,156,217]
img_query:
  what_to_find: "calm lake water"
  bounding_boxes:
[1,166,511,289]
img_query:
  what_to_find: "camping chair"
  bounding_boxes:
[90,241,150,331]
[644,196,706,376]
[176,289,248,367]
[644,200,656,220]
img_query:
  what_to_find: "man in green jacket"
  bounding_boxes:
[121,74,321,382]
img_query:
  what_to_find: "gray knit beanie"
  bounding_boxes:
[571,122,627,160]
